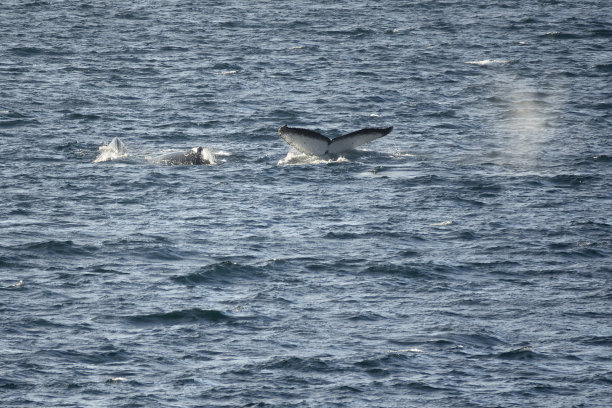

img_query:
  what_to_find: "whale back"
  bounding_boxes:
[153,147,208,165]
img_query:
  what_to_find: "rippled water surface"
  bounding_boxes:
[1,1,611,406]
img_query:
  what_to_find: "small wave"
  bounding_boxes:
[547,174,594,187]
[390,332,505,352]
[211,62,241,71]
[583,336,612,346]
[497,346,544,360]
[591,29,612,38]
[0,109,38,127]
[394,381,448,392]
[0,119,38,128]
[325,27,375,38]
[359,263,431,279]
[172,261,265,286]
[9,46,45,56]
[324,230,403,240]
[574,154,612,166]
[593,63,612,73]
[0,377,35,391]
[354,353,415,378]
[20,240,96,257]
[344,311,385,321]
[257,356,338,373]
[113,11,148,21]
[35,348,130,365]
[127,308,231,326]
[554,242,607,259]
[64,112,101,121]
[542,31,581,39]
[159,45,190,52]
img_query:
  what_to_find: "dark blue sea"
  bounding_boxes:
[1,1,611,406]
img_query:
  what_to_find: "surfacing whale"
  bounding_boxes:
[94,137,127,162]
[151,147,213,165]
[278,125,393,156]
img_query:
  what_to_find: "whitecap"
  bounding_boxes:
[431,221,453,226]
[5,280,23,289]
[465,59,510,66]
[214,150,232,157]
[106,377,128,383]
[388,348,423,353]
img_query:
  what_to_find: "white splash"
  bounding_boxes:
[277,149,349,166]
[466,59,510,66]
[94,137,128,163]
[211,149,231,164]
[106,377,128,383]
[431,221,453,227]
[214,150,232,157]
[6,280,23,289]
[199,147,218,165]
[388,348,423,353]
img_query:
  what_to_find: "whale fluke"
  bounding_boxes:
[278,125,393,156]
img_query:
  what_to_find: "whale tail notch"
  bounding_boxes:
[278,125,393,156]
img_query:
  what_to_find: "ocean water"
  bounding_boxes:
[1,1,611,406]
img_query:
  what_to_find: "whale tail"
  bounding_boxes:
[279,125,393,156]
